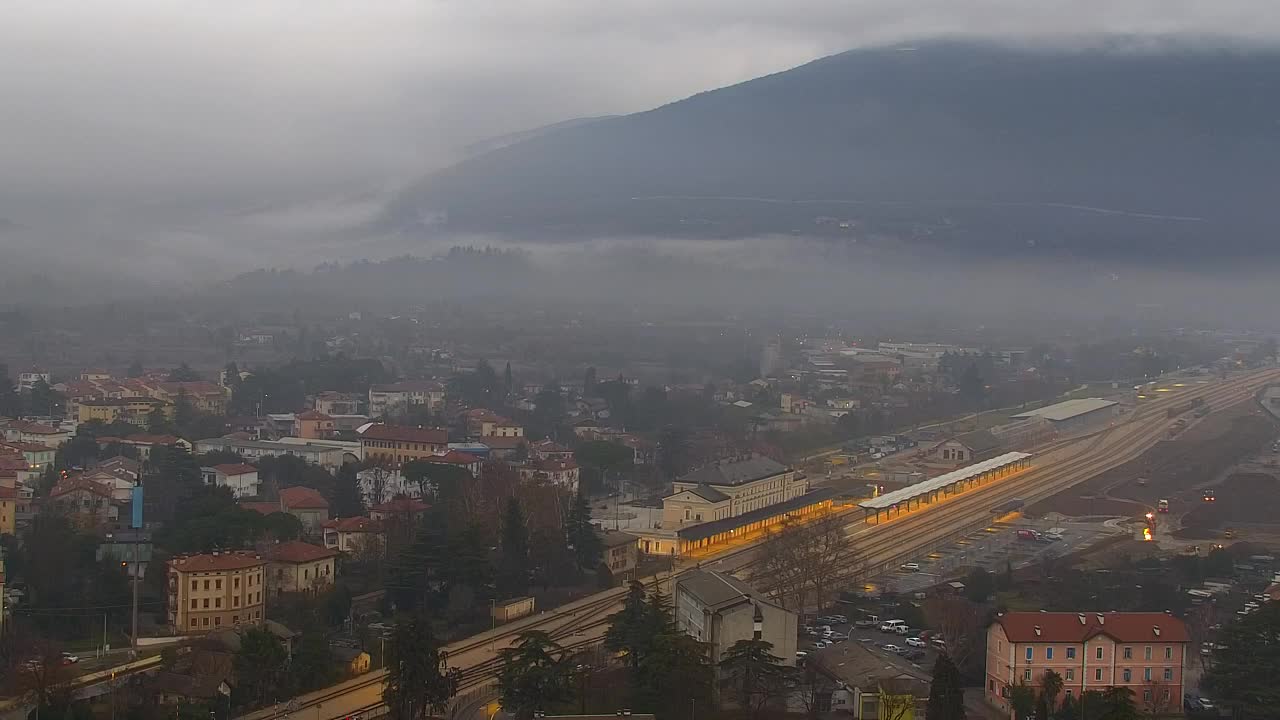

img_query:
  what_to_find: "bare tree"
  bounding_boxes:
[363,461,394,506]
[1141,678,1176,718]
[877,688,918,720]
[1184,603,1215,671]
[923,595,984,672]
[755,512,857,615]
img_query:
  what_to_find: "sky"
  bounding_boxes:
[0,1,1277,287]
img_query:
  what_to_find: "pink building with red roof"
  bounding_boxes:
[985,611,1189,716]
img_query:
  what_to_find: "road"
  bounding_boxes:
[240,368,1280,720]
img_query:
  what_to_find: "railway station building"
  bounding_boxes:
[859,452,1032,523]
[1011,398,1119,434]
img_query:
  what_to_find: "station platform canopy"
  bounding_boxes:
[859,451,1032,512]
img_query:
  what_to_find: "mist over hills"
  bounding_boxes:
[385,39,1280,261]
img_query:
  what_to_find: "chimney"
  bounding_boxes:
[1034,626,1042,637]
[1097,614,1105,625]
[1078,614,1087,625]
[1153,626,1161,637]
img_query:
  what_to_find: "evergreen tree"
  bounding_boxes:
[498,498,530,598]
[635,632,713,719]
[27,379,61,417]
[565,491,602,571]
[497,631,573,719]
[0,364,19,418]
[126,360,144,378]
[1099,686,1138,720]
[330,462,366,518]
[168,363,201,382]
[174,389,196,434]
[719,638,795,719]
[1056,692,1078,720]
[503,361,514,400]
[604,581,651,667]
[147,407,171,435]
[583,366,597,396]
[383,611,460,719]
[233,628,287,708]
[926,654,966,720]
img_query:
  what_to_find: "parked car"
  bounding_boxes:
[828,615,848,624]
[829,632,849,642]
[60,653,80,665]
[879,620,906,633]
[900,562,921,572]
[795,651,808,660]
[881,644,904,654]
[904,650,927,663]
[906,637,927,648]
[895,625,912,636]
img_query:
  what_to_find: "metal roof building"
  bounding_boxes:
[1011,398,1118,423]
[858,451,1032,522]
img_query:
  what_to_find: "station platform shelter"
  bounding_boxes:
[672,487,840,557]
[858,452,1032,524]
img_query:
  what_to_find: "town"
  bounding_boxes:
[0,319,1278,720]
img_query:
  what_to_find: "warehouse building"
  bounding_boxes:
[1011,398,1119,434]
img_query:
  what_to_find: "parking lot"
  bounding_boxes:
[871,516,1124,595]
[797,613,941,671]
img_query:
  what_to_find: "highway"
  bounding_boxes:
[240,368,1280,720]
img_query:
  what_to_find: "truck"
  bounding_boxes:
[1158,499,1170,513]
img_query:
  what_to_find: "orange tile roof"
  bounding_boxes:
[211,463,258,476]
[264,540,338,564]
[322,516,383,533]
[358,424,448,445]
[279,486,329,510]
[0,486,16,500]
[430,450,483,465]
[240,501,282,516]
[168,551,266,572]
[51,477,114,499]
[996,612,1189,644]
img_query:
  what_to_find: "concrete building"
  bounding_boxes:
[599,530,639,581]
[294,411,336,440]
[985,612,1189,717]
[263,541,338,597]
[322,517,385,554]
[200,464,261,499]
[77,397,168,426]
[1011,398,1119,434]
[357,423,448,469]
[807,641,931,718]
[368,381,446,417]
[312,392,362,417]
[17,368,50,393]
[932,429,1003,465]
[674,570,797,674]
[167,551,267,633]
[516,459,580,491]
[193,437,345,470]
[663,454,806,528]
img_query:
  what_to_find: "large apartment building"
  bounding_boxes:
[368,382,446,417]
[985,612,1189,717]
[167,551,267,633]
[663,454,806,528]
[357,423,448,469]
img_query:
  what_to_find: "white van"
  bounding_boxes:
[879,619,906,633]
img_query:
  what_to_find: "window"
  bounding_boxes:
[190,619,197,627]
[233,615,239,623]
[234,596,240,607]
[202,599,209,609]
[214,598,221,609]
[1066,647,1076,660]
[214,616,222,627]
[1024,669,1032,682]
[1096,647,1104,660]
[1165,647,1173,660]
[1064,690,1073,700]
[1095,669,1103,682]
[1123,647,1132,659]
[190,580,197,590]
[255,610,261,619]
[304,568,309,580]
[1144,646,1152,660]
[203,580,210,591]
[215,579,222,590]
[1122,669,1131,682]
[1025,647,1034,661]
[1045,647,1054,660]
[1144,668,1151,682]
[202,618,209,627]
[1164,668,1173,681]
[989,680,994,691]
[190,599,197,609]
[1143,689,1152,702]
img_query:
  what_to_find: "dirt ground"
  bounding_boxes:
[1030,400,1279,517]
[1180,472,1280,534]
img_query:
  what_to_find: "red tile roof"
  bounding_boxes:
[0,486,16,500]
[279,486,329,510]
[482,436,526,450]
[370,496,431,514]
[51,477,114,499]
[370,381,444,393]
[103,434,182,446]
[430,450,483,466]
[295,410,333,421]
[211,463,258,476]
[358,424,448,445]
[322,516,383,533]
[9,421,61,435]
[240,501,282,516]
[263,540,338,564]
[995,612,1189,644]
[158,381,226,397]
[168,551,266,572]
[0,441,54,453]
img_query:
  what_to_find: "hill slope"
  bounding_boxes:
[386,39,1280,260]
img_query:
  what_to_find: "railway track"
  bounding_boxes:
[253,370,1279,720]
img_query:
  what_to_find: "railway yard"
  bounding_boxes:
[231,366,1280,720]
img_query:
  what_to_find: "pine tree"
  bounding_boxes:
[926,654,966,720]
[565,491,602,571]
[383,611,460,718]
[503,361,514,401]
[330,462,366,518]
[498,498,530,598]
[604,581,651,667]
[0,364,19,418]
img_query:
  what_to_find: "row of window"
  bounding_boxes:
[1025,645,1173,661]
[187,609,262,628]
[994,681,1171,705]
[364,440,441,451]
[188,573,261,592]
[1022,667,1174,683]
[189,591,261,609]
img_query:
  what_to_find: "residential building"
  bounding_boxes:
[529,440,575,461]
[663,454,806,528]
[0,485,15,536]
[1,420,70,447]
[807,641,931,718]
[79,468,138,501]
[313,392,362,417]
[263,541,338,597]
[17,368,50,392]
[294,411,336,440]
[985,612,1189,717]
[145,381,231,416]
[481,435,526,459]
[355,467,421,505]
[367,381,446,417]
[461,408,509,437]
[167,552,267,633]
[279,486,330,530]
[97,434,191,460]
[932,429,1003,465]
[77,397,168,426]
[200,464,262,499]
[674,570,797,674]
[321,517,385,554]
[369,496,431,524]
[421,450,484,478]
[356,423,448,469]
[193,437,345,469]
[599,530,639,580]
[517,459,580,491]
[480,419,524,439]
[0,441,56,473]
[49,477,119,529]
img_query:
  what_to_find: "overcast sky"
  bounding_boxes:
[2,0,1278,227]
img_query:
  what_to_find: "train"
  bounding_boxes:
[1166,396,1206,419]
